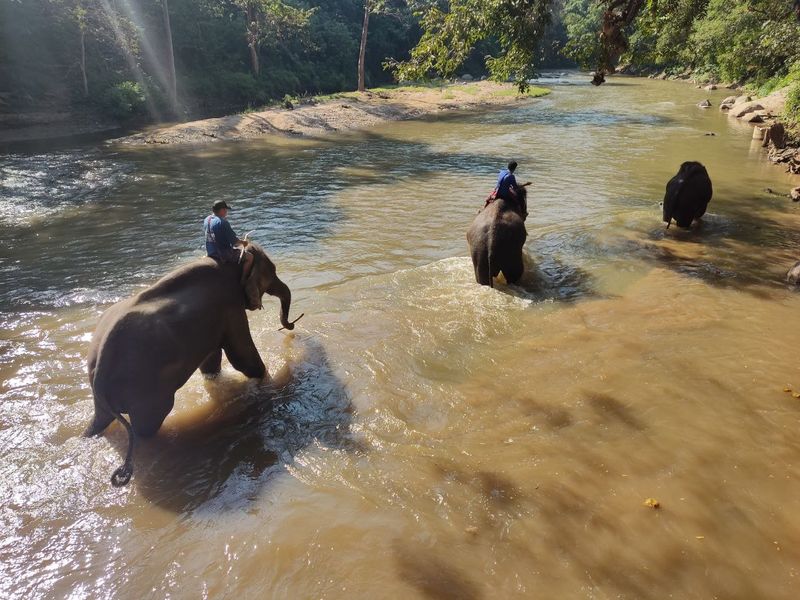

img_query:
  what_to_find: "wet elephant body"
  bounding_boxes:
[663,161,712,229]
[85,242,295,486]
[467,189,528,287]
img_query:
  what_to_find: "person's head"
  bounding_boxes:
[508,161,518,173]
[212,200,230,218]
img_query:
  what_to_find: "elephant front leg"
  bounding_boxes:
[199,348,223,378]
[222,312,266,379]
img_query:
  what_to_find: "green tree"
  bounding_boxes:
[393,0,553,90]
[230,0,313,76]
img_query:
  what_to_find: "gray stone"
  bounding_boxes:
[460,74,474,81]
[787,261,800,285]
[697,99,712,108]
[744,110,768,123]
[719,95,737,110]
[703,84,717,91]
[728,102,764,118]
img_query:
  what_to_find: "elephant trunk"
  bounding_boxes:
[267,277,294,330]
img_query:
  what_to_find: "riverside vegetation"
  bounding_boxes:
[1,0,798,136]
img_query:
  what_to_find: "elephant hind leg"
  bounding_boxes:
[83,404,115,437]
[129,394,175,438]
[472,248,493,287]
[502,253,525,285]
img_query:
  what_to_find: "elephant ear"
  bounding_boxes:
[243,248,262,310]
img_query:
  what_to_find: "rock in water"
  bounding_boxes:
[719,96,737,110]
[744,111,767,123]
[791,187,800,202]
[729,102,765,118]
[704,84,717,91]
[761,123,786,149]
[787,261,800,285]
[697,99,712,108]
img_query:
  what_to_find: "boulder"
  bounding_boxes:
[725,82,740,90]
[719,95,738,110]
[704,84,717,91]
[743,110,768,123]
[792,187,800,202]
[728,102,764,118]
[460,74,474,81]
[697,99,712,108]
[761,123,785,148]
[787,261,800,285]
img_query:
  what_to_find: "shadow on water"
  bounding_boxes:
[615,198,800,298]
[105,334,355,513]
[394,541,483,600]
[508,253,597,303]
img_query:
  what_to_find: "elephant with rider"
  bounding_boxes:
[85,240,296,486]
[467,186,528,287]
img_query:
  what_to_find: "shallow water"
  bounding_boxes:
[2,74,800,599]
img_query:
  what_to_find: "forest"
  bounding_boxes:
[1,0,798,128]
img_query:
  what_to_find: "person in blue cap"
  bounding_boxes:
[495,161,531,203]
[203,200,254,283]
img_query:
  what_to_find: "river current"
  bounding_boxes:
[1,74,800,599]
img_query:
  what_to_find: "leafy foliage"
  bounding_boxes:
[391,0,553,90]
[102,81,147,119]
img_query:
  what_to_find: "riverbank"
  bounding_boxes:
[114,82,549,146]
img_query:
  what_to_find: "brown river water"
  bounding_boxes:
[2,73,800,599]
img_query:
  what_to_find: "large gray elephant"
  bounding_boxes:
[466,187,528,287]
[663,161,712,229]
[84,241,296,486]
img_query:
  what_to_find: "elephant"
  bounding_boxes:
[84,241,296,486]
[663,161,713,229]
[466,187,528,287]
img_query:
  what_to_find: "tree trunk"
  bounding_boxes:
[357,3,370,92]
[161,0,178,114]
[246,5,260,77]
[249,42,260,77]
[79,27,88,98]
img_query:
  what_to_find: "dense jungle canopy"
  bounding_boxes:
[0,0,798,125]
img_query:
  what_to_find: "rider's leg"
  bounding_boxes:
[241,251,254,284]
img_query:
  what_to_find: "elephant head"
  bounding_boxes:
[241,241,295,330]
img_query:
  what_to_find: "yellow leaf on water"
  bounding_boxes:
[783,387,792,393]
[643,498,661,509]
[695,536,705,540]
[793,393,800,399]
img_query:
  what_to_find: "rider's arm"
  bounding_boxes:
[218,220,238,249]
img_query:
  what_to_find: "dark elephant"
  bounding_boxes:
[466,187,528,287]
[84,241,296,486]
[663,161,713,229]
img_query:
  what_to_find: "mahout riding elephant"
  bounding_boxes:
[663,161,712,229]
[467,187,528,287]
[84,241,296,486]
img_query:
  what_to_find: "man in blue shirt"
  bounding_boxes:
[495,161,531,203]
[203,200,253,283]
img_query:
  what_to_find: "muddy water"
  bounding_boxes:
[2,74,800,599]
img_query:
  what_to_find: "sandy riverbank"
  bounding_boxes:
[115,81,549,146]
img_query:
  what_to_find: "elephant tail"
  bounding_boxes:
[109,412,135,487]
[94,390,135,487]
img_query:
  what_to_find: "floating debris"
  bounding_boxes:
[644,498,661,509]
